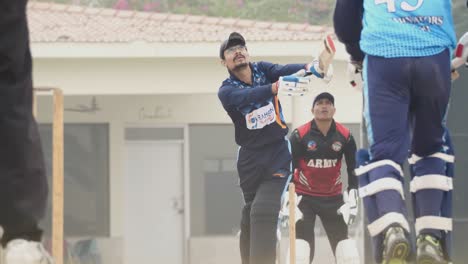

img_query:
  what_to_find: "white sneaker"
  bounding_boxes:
[4,239,54,264]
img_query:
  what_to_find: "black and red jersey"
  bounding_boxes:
[290,120,357,197]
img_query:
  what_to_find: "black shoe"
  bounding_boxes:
[382,226,411,264]
[416,234,447,264]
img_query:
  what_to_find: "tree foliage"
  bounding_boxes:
[34,0,466,30]
[35,0,336,25]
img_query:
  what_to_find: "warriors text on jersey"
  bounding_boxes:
[290,120,357,197]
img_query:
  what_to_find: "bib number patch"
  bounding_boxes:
[245,102,276,130]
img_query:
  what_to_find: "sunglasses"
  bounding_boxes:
[225,45,247,54]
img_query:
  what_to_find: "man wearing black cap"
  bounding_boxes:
[288,92,358,263]
[217,32,332,264]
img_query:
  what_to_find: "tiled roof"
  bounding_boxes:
[28,2,333,43]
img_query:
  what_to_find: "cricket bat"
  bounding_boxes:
[288,183,296,264]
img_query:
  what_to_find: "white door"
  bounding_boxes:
[124,141,184,264]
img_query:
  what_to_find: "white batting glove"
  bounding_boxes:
[338,189,359,225]
[451,32,468,81]
[347,60,363,90]
[452,32,468,69]
[306,60,334,84]
[277,69,312,96]
[279,191,303,227]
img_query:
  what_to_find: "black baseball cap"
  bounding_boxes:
[313,92,335,106]
[219,32,246,59]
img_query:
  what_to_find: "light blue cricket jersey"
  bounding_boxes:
[361,0,456,57]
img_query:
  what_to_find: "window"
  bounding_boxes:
[38,123,110,237]
[189,124,243,236]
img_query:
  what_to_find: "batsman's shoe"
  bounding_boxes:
[4,239,54,264]
[416,235,447,264]
[382,226,411,264]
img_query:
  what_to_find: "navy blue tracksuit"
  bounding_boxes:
[218,61,306,264]
[361,51,454,261]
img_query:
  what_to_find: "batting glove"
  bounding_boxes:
[347,60,363,90]
[276,69,312,96]
[338,189,359,225]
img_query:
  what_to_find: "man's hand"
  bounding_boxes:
[338,189,359,225]
[274,69,312,96]
[347,60,363,90]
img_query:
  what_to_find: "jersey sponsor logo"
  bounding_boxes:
[307,159,338,168]
[332,141,342,152]
[245,102,276,130]
[307,140,317,151]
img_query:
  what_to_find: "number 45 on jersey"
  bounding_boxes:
[375,0,424,12]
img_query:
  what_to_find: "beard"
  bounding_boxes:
[232,62,249,71]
